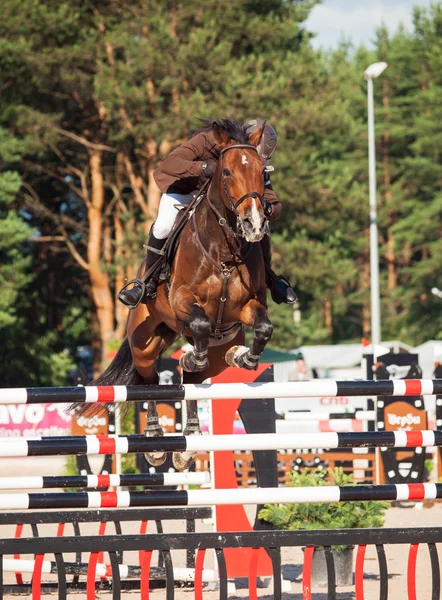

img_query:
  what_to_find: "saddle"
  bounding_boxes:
[124,180,211,293]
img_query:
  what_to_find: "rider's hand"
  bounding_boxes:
[265,201,282,221]
[201,161,216,177]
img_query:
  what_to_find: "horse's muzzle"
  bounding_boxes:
[240,215,267,242]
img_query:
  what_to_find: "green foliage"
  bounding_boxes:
[424,458,434,482]
[120,404,138,474]
[0,126,32,329]
[64,455,77,477]
[425,458,434,476]
[0,328,75,386]
[259,468,389,541]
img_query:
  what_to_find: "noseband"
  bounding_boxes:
[220,144,267,215]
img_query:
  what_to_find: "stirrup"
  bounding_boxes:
[118,278,146,309]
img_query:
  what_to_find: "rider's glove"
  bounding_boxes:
[201,161,216,177]
[264,202,273,218]
[264,201,282,221]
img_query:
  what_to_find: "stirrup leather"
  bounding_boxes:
[146,245,166,256]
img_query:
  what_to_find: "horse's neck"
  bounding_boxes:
[200,189,239,256]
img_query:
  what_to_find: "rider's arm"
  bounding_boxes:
[156,132,210,179]
[263,177,282,221]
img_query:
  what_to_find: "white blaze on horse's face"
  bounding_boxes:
[241,154,248,165]
[241,197,265,243]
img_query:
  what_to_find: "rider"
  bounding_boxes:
[119,118,297,307]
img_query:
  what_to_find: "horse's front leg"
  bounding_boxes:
[179,304,212,373]
[225,299,273,370]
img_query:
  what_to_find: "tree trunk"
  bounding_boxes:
[147,140,161,220]
[114,210,127,340]
[325,298,333,342]
[87,149,115,370]
[90,302,102,379]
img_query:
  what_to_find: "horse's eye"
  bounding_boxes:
[223,168,232,177]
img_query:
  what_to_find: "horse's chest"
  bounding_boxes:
[199,270,252,316]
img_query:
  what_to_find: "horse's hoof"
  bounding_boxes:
[226,345,259,370]
[144,451,167,466]
[180,350,209,373]
[172,450,197,471]
[144,427,167,466]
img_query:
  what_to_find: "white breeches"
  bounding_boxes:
[152,191,198,239]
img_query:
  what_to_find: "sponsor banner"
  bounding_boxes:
[0,404,72,438]
[276,395,369,414]
[384,401,428,431]
[72,409,108,436]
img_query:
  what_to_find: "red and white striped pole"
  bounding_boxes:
[0,430,438,458]
[0,379,440,405]
[0,483,441,511]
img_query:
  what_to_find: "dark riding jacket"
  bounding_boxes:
[153,130,282,220]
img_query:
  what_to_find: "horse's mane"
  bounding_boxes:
[193,117,250,144]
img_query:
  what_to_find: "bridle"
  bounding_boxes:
[219,143,267,215]
[204,143,269,241]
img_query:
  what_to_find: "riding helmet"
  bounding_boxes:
[245,119,277,165]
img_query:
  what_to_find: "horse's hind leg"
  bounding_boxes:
[173,396,201,471]
[130,322,177,467]
[173,330,245,471]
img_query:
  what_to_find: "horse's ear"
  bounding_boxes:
[248,120,266,147]
[213,122,230,146]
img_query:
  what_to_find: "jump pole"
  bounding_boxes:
[2,483,442,510]
[0,472,210,490]
[0,430,439,457]
[0,379,441,404]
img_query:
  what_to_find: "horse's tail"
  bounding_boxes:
[70,338,143,415]
[92,338,143,386]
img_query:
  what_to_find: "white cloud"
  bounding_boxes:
[307,0,433,49]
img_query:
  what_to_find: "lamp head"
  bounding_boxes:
[364,62,388,80]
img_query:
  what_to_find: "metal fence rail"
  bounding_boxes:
[0,527,441,600]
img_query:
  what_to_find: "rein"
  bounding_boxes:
[190,143,266,340]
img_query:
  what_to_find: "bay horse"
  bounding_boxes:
[79,118,274,470]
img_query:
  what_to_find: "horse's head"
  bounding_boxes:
[212,119,268,243]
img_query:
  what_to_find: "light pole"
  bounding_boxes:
[364,61,388,349]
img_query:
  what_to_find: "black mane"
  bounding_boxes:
[196,117,250,144]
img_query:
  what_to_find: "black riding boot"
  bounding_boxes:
[260,235,297,305]
[118,229,167,308]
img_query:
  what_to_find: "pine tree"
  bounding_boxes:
[0,130,31,328]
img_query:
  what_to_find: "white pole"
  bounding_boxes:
[367,75,381,352]
[114,407,122,478]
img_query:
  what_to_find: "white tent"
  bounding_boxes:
[295,340,414,380]
[414,340,442,379]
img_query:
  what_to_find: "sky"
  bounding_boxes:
[306,0,435,49]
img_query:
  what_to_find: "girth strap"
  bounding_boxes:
[213,268,232,340]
